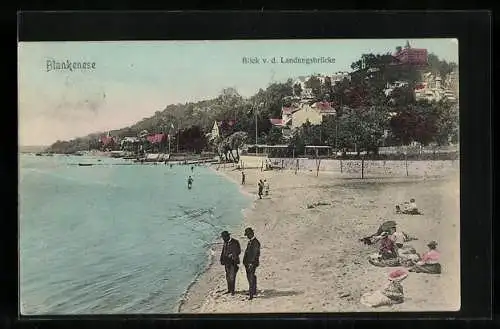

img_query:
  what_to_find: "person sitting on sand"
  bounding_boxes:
[409,241,442,274]
[368,232,400,267]
[360,220,397,245]
[264,179,269,196]
[396,198,421,215]
[389,227,420,266]
[360,269,408,308]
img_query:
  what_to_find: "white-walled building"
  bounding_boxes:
[270,102,337,138]
[414,71,458,102]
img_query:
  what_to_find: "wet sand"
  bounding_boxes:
[178,162,460,313]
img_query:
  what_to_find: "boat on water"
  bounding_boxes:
[110,151,125,158]
[78,163,94,167]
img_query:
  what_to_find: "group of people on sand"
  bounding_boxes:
[257,179,269,199]
[219,228,261,300]
[395,198,421,215]
[240,171,270,200]
[358,198,442,307]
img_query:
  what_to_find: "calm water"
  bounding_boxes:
[19,155,250,314]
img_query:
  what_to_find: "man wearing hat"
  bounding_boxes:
[220,231,241,295]
[243,227,261,300]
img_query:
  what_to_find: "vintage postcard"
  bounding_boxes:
[18,39,460,315]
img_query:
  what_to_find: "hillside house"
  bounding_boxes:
[414,72,458,102]
[210,121,220,140]
[269,101,337,138]
[392,44,428,66]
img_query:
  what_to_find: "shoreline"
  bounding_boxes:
[178,161,460,313]
[176,163,254,313]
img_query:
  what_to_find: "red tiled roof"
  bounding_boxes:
[146,133,167,144]
[282,106,300,115]
[270,118,284,126]
[312,101,336,114]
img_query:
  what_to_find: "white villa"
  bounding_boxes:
[383,71,458,103]
[414,71,458,102]
[270,101,337,138]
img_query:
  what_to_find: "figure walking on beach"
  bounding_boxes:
[243,227,261,300]
[241,171,246,185]
[264,179,269,196]
[187,176,193,189]
[220,231,241,295]
[258,179,264,199]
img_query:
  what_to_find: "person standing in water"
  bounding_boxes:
[191,166,194,172]
[187,176,193,189]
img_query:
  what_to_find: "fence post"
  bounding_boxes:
[405,152,409,177]
[361,156,365,179]
[316,157,321,177]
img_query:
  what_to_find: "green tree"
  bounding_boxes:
[293,83,303,97]
[266,126,284,145]
[337,107,389,154]
[305,75,322,100]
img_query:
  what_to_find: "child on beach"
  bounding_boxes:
[241,171,246,185]
[264,179,269,196]
[360,269,409,307]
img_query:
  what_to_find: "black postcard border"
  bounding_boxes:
[9,10,493,326]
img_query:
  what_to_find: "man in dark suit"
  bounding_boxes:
[243,227,261,300]
[220,231,241,295]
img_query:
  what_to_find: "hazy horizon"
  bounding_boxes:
[18,39,458,146]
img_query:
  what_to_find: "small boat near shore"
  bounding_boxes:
[78,163,94,167]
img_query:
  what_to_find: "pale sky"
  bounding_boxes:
[18,39,458,146]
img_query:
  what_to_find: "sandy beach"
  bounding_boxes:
[178,159,460,313]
